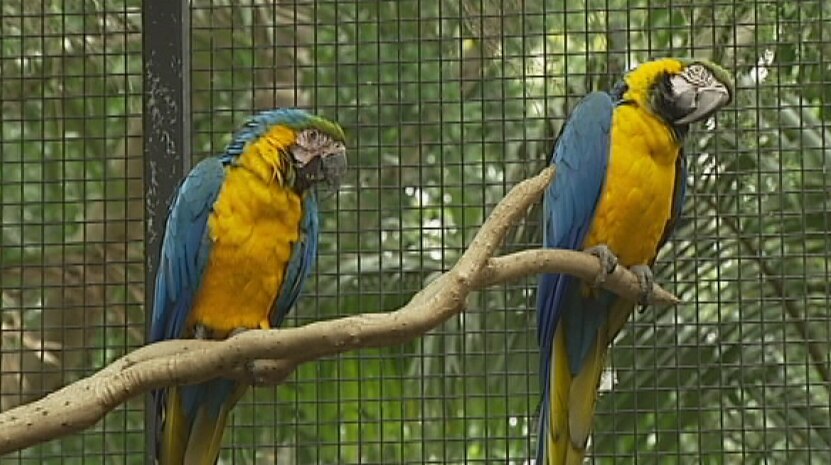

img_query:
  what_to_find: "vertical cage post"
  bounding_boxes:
[142,0,191,463]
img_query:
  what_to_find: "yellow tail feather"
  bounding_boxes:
[159,384,248,465]
[548,301,632,465]
[548,323,573,465]
[160,387,187,465]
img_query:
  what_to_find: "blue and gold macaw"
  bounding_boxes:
[536,58,733,465]
[150,109,347,465]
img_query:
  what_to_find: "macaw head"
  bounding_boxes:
[617,57,734,133]
[225,108,347,192]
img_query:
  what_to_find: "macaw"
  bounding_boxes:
[150,108,347,465]
[536,58,733,465]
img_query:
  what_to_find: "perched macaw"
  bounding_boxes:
[536,58,733,465]
[150,109,347,465]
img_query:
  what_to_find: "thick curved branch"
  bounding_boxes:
[0,166,679,455]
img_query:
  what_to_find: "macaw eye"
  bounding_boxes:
[687,64,704,75]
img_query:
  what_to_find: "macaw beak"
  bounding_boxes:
[297,150,347,192]
[675,85,731,125]
[321,151,347,191]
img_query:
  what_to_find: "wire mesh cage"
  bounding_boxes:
[0,1,144,463]
[0,0,829,464]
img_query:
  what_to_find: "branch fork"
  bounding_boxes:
[0,166,679,454]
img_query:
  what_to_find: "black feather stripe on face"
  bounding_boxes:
[649,72,690,139]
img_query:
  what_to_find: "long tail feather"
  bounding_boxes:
[548,324,608,465]
[160,387,187,465]
[547,323,574,464]
[546,298,633,465]
[158,380,247,465]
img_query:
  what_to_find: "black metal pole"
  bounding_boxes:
[142,0,190,463]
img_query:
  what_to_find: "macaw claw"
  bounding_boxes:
[630,264,654,308]
[193,324,210,340]
[584,244,619,288]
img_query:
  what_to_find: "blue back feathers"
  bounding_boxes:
[151,156,226,342]
[534,92,614,465]
[536,91,614,381]
[272,191,319,327]
[150,155,229,459]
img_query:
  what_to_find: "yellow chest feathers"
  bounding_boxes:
[584,105,683,266]
[189,166,303,336]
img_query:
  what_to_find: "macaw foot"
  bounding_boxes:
[584,244,619,288]
[630,264,654,308]
[193,324,211,340]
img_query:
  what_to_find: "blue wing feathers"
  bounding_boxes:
[150,157,226,343]
[150,157,227,460]
[534,91,614,465]
[536,91,614,378]
[272,191,319,327]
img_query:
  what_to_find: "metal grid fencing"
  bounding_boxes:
[1,0,829,464]
[1,1,144,463]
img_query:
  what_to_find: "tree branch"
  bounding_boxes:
[0,166,679,455]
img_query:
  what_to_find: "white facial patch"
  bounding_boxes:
[292,129,336,166]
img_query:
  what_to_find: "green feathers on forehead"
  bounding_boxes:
[293,114,347,142]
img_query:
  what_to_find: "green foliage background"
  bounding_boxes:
[1,0,829,464]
